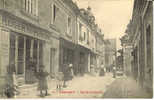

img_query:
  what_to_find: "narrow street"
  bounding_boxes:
[16,72,152,98]
[0,0,153,99]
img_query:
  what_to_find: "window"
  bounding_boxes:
[23,0,38,16]
[63,48,74,64]
[79,23,82,37]
[18,36,24,74]
[87,29,90,45]
[82,26,87,42]
[51,4,59,24]
[83,32,86,41]
[79,23,82,42]
[67,16,72,35]
[53,5,56,22]
[50,48,56,74]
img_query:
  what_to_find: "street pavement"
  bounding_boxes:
[16,73,115,98]
[103,75,153,98]
[16,73,152,98]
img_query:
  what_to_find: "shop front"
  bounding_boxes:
[9,32,44,84]
[59,38,75,74]
[75,45,91,76]
[0,11,58,86]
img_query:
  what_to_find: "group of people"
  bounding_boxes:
[33,63,74,97]
[4,62,74,98]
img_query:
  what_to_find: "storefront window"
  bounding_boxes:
[18,36,24,74]
[26,38,31,70]
[63,48,74,65]
[33,40,38,65]
[9,33,16,67]
[63,48,67,64]
[80,52,84,64]
[39,42,43,66]
[50,48,56,74]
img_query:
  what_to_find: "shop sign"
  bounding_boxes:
[1,16,50,40]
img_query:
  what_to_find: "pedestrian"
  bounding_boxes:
[37,65,49,97]
[62,64,70,88]
[4,63,19,98]
[68,64,74,80]
[26,58,36,84]
[104,67,106,74]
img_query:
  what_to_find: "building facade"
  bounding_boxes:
[120,35,133,76]
[48,0,78,76]
[0,0,105,95]
[121,0,153,95]
[75,7,99,75]
[0,0,60,90]
[104,39,117,71]
[76,13,91,75]
[95,28,105,69]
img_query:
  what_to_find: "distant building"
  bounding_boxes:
[95,29,105,69]
[116,49,123,70]
[75,6,105,75]
[104,38,117,70]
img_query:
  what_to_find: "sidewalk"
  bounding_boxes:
[103,76,153,98]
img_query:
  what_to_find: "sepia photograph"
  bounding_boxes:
[0,0,153,99]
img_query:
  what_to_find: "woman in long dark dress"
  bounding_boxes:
[63,64,71,88]
[5,63,18,98]
[62,64,74,88]
[37,65,49,97]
